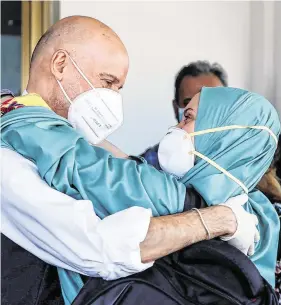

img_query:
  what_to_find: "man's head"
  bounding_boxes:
[27,16,129,118]
[173,61,228,122]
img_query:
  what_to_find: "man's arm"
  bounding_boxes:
[2,148,236,280]
[140,205,236,262]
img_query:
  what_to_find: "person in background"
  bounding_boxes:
[172,61,228,122]
[142,61,228,168]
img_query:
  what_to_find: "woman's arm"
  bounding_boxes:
[96,140,128,158]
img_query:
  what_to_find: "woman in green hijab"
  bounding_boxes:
[158,87,280,287]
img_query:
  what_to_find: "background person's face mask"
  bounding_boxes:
[178,107,185,122]
[57,55,123,145]
[158,125,278,193]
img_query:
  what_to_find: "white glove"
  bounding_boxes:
[219,194,260,256]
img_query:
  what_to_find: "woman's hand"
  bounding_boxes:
[219,194,260,256]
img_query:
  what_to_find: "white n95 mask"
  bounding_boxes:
[57,55,123,145]
[158,127,195,177]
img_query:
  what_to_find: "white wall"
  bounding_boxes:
[274,2,281,116]
[249,1,281,116]
[61,1,252,155]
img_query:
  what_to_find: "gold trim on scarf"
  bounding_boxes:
[186,124,278,194]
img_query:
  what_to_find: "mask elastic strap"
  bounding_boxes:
[191,150,249,194]
[67,54,119,123]
[56,79,73,105]
[68,56,95,91]
[189,125,278,145]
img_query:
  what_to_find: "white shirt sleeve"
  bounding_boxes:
[1,148,153,280]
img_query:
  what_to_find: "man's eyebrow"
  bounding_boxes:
[99,73,123,89]
[99,73,120,83]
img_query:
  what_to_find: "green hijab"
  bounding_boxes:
[181,87,280,286]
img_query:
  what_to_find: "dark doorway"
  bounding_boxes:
[1,1,22,95]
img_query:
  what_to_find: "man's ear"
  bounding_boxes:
[172,99,179,122]
[50,50,68,81]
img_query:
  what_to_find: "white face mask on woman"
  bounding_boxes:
[57,55,123,145]
[158,127,195,177]
[158,125,278,193]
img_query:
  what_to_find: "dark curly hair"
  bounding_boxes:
[174,61,228,103]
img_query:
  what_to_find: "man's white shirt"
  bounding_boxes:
[1,148,153,280]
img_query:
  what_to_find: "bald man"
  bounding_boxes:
[1,16,257,304]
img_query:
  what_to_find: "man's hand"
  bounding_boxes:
[220,194,260,256]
